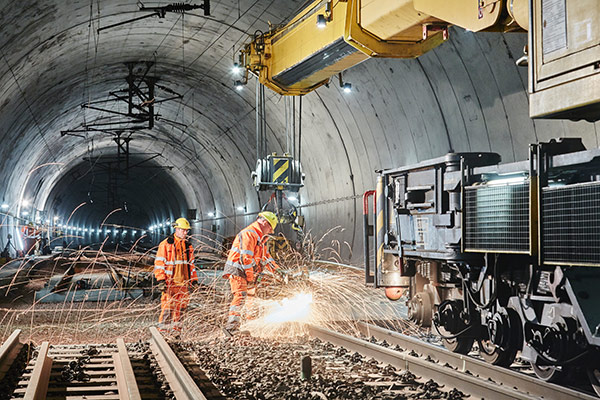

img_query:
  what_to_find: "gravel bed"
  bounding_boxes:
[127,341,175,399]
[0,343,31,400]
[180,334,467,400]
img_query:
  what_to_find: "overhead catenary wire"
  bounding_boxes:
[155,0,299,171]
[157,0,273,162]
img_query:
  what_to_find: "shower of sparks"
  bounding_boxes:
[263,292,313,323]
[0,220,420,346]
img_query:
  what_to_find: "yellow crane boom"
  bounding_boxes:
[240,0,600,121]
[239,0,526,96]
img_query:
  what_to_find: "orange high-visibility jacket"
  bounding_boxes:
[223,221,279,283]
[21,226,40,239]
[154,236,198,286]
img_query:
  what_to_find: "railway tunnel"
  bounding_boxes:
[2,1,600,399]
[2,0,598,259]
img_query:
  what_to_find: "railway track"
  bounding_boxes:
[3,321,597,399]
[308,322,598,400]
[0,328,212,400]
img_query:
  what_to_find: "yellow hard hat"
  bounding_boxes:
[173,217,191,230]
[258,211,278,230]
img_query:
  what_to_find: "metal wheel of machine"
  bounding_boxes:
[442,336,475,354]
[478,308,521,367]
[531,361,563,382]
[587,368,600,396]
[478,339,516,367]
[435,300,474,354]
[407,291,433,327]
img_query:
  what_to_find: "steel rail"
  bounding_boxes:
[0,329,23,381]
[23,341,52,400]
[356,322,597,400]
[114,338,142,400]
[309,324,550,400]
[149,327,208,400]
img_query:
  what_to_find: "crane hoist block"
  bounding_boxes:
[252,154,304,192]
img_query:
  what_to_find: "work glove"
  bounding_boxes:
[155,280,167,293]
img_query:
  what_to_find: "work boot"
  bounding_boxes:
[223,321,240,336]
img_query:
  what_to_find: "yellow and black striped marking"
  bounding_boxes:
[272,158,290,183]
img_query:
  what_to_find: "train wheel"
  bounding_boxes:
[442,337,474,355]
[587,368,600,396]
[478,308,521,367]
[477,339,516,367]
[531,362,563,382]
[407,291,433,327]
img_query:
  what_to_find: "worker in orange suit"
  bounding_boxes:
[223,211,281,332]
[154,217,198,333]
[21,222,40,256]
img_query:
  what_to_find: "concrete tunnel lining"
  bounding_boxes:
[1,1,600,260]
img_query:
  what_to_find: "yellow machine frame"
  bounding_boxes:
[239,0,527,96]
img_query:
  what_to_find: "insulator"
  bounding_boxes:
[165,3,199,13]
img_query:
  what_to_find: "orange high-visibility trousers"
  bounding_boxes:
[159,285,190,332]
[227,275,257,328]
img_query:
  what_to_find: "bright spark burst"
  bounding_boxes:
[263,292,313,323]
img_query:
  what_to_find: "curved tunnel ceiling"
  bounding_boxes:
[1,1,599,260]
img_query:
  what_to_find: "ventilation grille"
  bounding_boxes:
[464,183,530,252]
[542,182,600,266]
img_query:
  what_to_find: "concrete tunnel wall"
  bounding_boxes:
[0,0,599,262]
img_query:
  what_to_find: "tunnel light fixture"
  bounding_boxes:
[237,206,245,212]
[113,229,118,235]
[234,80,244,91]
[159,223,164,227]
[84,228,88,232]
[132,230,137,235]
[232,62,242,75]
[316,14,327,28]
[1,204,8,210]
[78,228,82,232]
[21,199,30,207]
[288,196,298,202]
[338,72,352,93]
[316,1,332,29]
[142,230,147,235]
[104,229,109,235]
[22,211,29,216]
[208,212,215,217]
[53,216,59,221]
[123,230,128,235]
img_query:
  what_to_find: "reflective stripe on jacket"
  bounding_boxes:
[223,221,279,282]
[21,226,39,239]
[154,236,198,286]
